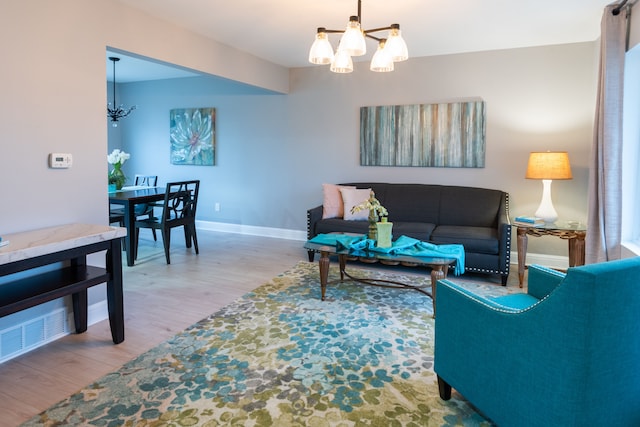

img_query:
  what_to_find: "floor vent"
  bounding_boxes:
[0,308,69,363]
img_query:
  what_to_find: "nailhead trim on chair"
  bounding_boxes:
[440,280,538,314]
[440,264,565,314]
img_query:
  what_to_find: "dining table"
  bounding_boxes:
[109,186,166,266]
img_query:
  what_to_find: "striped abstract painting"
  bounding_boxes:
[360,101,486,167]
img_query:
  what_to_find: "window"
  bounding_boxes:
[622,44,640,255]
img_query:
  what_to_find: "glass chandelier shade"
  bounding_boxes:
[385,24,409,62]
[307,0,408,74]
[330,49,354,73]
[308,28,334,65]
[370,39,394,72]
[339,16,366,57]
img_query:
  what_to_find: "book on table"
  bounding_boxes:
[514,216,542,223]
[513,216,545,227]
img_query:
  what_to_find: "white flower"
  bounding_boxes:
[107,149,130,166]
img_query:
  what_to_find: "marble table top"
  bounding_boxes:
[0,223,127,265]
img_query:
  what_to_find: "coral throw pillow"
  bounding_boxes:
[322,184,356,219]
[340,187,371,221]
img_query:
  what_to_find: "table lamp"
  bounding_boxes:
[525,151,572,223]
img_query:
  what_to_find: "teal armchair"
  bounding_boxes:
[434,258,640,426]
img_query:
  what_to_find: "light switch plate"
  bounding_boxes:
[49,153,73,168]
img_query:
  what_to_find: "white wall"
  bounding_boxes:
[0,0,287,235]
[115,42,597,257]
[290,44,596,246]
[0,0,287,331]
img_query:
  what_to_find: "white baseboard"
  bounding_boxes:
[510,251,569,270]
[196,220,307,241]
[86,300,109,326]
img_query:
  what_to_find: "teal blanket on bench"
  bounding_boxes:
[309,234,465,275]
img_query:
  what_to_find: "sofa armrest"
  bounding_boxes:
[497,192,510,229]
[497,192,512,279]
[307,205,323,240]
[527,264,565,300]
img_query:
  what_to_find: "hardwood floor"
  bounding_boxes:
[0,230,521,425]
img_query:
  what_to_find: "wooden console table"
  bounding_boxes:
[0,224,127,344]
[515,221,586,287]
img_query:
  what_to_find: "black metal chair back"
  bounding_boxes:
[134,180,200,264]
[134,175,158,187]
[131,174,160,240]
[161,180,199,225]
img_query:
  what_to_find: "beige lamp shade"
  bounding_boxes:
[525,151,572,180]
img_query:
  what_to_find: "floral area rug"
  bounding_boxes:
[23,261,513,426]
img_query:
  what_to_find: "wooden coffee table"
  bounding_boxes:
[304,239,456,316]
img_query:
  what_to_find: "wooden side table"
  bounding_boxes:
[515,221,586,287]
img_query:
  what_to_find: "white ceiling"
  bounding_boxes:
[108,0,617,82]
[106,51,201,83]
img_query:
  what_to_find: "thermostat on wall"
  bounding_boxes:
[49,153,73,169]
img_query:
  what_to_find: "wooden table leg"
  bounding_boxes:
[516,226,528,288]
[568,231,586,267]
[319,250,330,301]
[430,265,448,318]
[338,254,346,281]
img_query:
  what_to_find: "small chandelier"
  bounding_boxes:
[107,56,136,127]
[308,0,408,73]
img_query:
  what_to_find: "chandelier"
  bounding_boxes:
[107,56,136,127]
[308,0,408,73]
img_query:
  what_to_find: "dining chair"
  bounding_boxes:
[134,180,200,264]
[108,174,159,238]
[133,174,159,240]
[134,175,158,187]
[109,211,125,227]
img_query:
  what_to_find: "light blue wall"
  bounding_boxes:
[109,76,294,226]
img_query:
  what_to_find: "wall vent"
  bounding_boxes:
[0,308,69,363]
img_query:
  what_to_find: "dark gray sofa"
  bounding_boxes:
[306,182,511,284]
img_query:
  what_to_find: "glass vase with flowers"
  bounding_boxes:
[107,149,130,190]
[350,190,388,240]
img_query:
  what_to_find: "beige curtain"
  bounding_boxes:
[586,3,629,263]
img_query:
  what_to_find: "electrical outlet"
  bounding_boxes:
[215,202,220,212]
